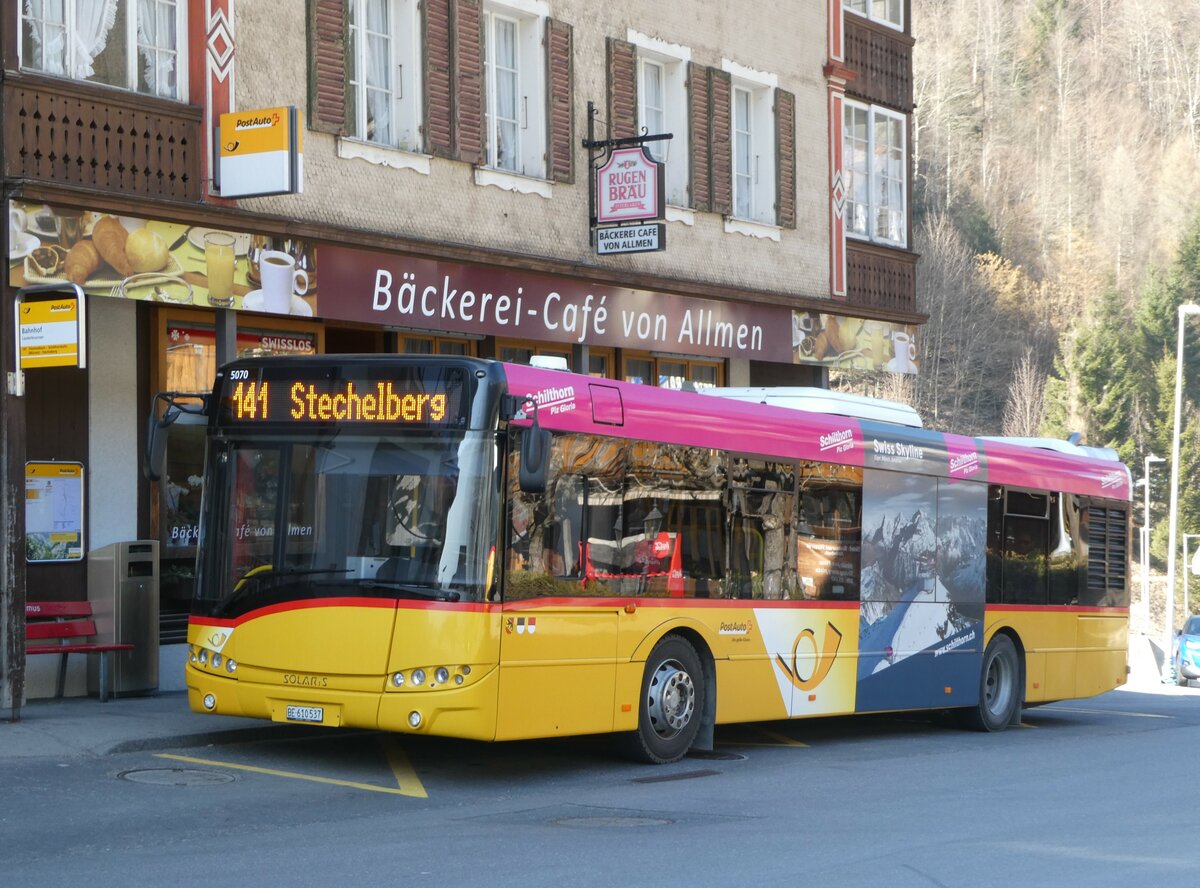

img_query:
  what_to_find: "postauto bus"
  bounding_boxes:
[155,355,1130,763]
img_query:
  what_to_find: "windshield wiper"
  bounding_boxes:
[218,568,352,615]
[355,580,461,602]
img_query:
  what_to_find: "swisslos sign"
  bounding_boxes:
[317,245,792,362]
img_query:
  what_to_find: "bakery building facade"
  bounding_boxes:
[0,0,920,707]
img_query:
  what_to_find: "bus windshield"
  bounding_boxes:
[194,430,498,617]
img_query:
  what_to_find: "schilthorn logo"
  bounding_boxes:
[819,429,855,453]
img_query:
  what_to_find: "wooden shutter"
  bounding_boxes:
[775,88,796,228]
[424,0,455,157]
[709,67,733,216]
[308,0,348,135]
[546,19,574,184]
[606,38,637,140]
[687,62,711,212]
[454,0,485,165]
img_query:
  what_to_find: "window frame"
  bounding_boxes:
[482,1,547,179]
[631,33,690,209]
[843,0,904,33]
[19,0,189,100]
[347,0,424,154]
[843,99,908,248]
[722,60,777,228]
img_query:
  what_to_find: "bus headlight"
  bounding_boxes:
[408,710,422,728]
[202,693,216,710]
[198,649,208,665]
[434,667,450,684]
[411,669,426,686]
[211,652,223,669]
[226,659,237,674]
[392,672,405,687]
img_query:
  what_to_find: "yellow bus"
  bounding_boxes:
[165,356,1130,763]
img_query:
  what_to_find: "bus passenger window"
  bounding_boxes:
[506,433,624,599]
[729,459,796,599]
[623,442,726,598]
[1048,493,1084,606]
[1002,513,1048,605]
[795,462,862,601]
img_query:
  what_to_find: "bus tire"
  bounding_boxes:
[621,636,704,764]
[963,633,1021,732]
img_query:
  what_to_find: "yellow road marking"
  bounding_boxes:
[155,750,428,798]
[381,737,428,798]
[1040,706,1172,720]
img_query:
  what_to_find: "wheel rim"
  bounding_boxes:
[647,659,695,740]
[983,649,1014,719]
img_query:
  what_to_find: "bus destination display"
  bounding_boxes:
[220,366,468,426]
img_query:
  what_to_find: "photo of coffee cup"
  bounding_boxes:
[9,205,27,243]
[259,249,309,314]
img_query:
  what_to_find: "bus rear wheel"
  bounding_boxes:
[963,633,1021,732]
[621,636,704,764]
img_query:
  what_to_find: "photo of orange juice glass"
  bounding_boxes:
[204,232,236,307]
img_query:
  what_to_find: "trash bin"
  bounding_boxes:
[88,540,159,696]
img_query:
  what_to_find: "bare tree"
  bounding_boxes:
[1002,348,1047,437]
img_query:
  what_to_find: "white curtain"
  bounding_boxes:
[73,0,119,78]
[137,0,177,97]
[23,0,67,74]
[364,0,391,143]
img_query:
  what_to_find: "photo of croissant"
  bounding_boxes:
[90,216,134,277]
[64,241,101,285]
[23,214,176,287]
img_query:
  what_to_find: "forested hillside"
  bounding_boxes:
[839,0,1200,562]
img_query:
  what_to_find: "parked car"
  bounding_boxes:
[1175,616,1200,686]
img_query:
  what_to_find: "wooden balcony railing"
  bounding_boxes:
[844,17,913,111]
[2,72,202,202]
[846,240,918,315]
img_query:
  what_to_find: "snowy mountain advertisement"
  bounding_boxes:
[855,461,987,713]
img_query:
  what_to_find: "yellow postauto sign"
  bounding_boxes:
[19,298,80,368]
[219,106,303,198]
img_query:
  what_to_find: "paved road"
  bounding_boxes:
[3,683,1197,887]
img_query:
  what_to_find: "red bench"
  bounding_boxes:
[25,601,135,702]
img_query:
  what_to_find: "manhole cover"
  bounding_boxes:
[118,768,235,787]
[551,816,674,829]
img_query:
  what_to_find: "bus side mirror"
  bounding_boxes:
[519,425,551,495]
[143,406,177,482]
[143,392,208,481]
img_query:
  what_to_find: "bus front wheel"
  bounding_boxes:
[622,636,704,764]
[963,633,1021,732]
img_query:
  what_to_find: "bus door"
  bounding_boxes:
[497,473,620,739]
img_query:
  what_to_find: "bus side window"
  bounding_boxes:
[1001,490,1049,605]
[795,462,862,601]
[729,459,796,600]
[506,433,625,599]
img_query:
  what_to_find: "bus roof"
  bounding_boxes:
[698,387,923,427]
[501,362,1131,501]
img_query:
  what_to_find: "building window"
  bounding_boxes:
[483,2,546,178]
[623,355,722,389]
[348,0,422,152]
[398,335,474,356]
[844,101,907,247]
[637,48,688,207]
[20,0,186,99]
[724,61,776,227]
[844,0,903,31]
